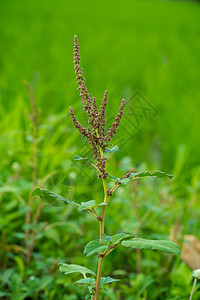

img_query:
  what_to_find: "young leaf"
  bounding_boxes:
[97,202,107,208]
[100,234,112,246]
[75,278,95,285]
[85,293,92,300]
[100,276,120,286]
[118,178,130,185]
[88,285,95,292]
[73,155,90,161]
[84,241,109,257]
[122,238,180,254]
[32,188,77,207]
[107,175,129,185]
[107,174,119,181]
[111,233,134,245]
[78,200,107,212]
[59,263,95,277]
[76,276,119,294]
[78,200,96,212]
[105,145,119,153]
[130,171,173,180]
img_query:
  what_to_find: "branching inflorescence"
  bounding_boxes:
[70,35,125,180]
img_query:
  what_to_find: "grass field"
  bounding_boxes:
[0,0,200,299]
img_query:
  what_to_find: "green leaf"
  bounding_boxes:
[73,155,89,161]
[59,263,95,277]
[84,241,109,257]
[105,145,119,153]
[75,276,119,294]
[100,276,120,286]
[108,171,173,186]
[85,293,92,300]
[78,200,96,212]
[107,174,118,181]
[122,238,180,254]
[118,178,130,185]
[78,200,107,212]
[100,234,112,245]
[130,171,173,180]
[75,278,95,285]
[97,202,107,207]
[102,234,112,242]
[0,269,14,285]
[32,188,77,207]
[88,285,94,292]
[111,233,134,245]
[107,174,129,185]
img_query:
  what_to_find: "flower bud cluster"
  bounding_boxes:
[74,35,91,112]
[69,107,88,138]
[107,188,113,196]
[105,99,125,143]
[117,171,133,185]
[122,171,132,179]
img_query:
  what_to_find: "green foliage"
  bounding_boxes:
[122,238,180,254]
[100,276,120,285]
[130,171,173,180]
[85,293,92,300]
[105,146,119,153]
[84,241,109,257]
[73,155,90,161]
[100,234,112,245]
[75,276,120,299]
[59,264,95,277]
[75,276,119,286]
[75,278,95,285]
[169,263,194,298]
[111,233,134,245]
[84,233,134,259]
[32,187,77,207]
[100,233,134,247]
[109,171,173,185]
[78,200,107,212]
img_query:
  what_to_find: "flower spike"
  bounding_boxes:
[70,35,126,180]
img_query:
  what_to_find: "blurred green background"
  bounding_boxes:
[0,0,200,299]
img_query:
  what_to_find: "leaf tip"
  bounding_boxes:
[31,187,40,196]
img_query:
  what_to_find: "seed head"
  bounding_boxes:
[74,35,91,107]
[70,35,126,180]
[105,98,125,143]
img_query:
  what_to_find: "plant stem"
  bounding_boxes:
[100,179,108,239]
[190,278,197,300]
[95,179,107,299]
[94,146,109,299]
[95,257,103,300]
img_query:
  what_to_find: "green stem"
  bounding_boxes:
[100,179,108,238]
[95,145,108,299]
[190,278,197,300]
[95,257,103,300]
